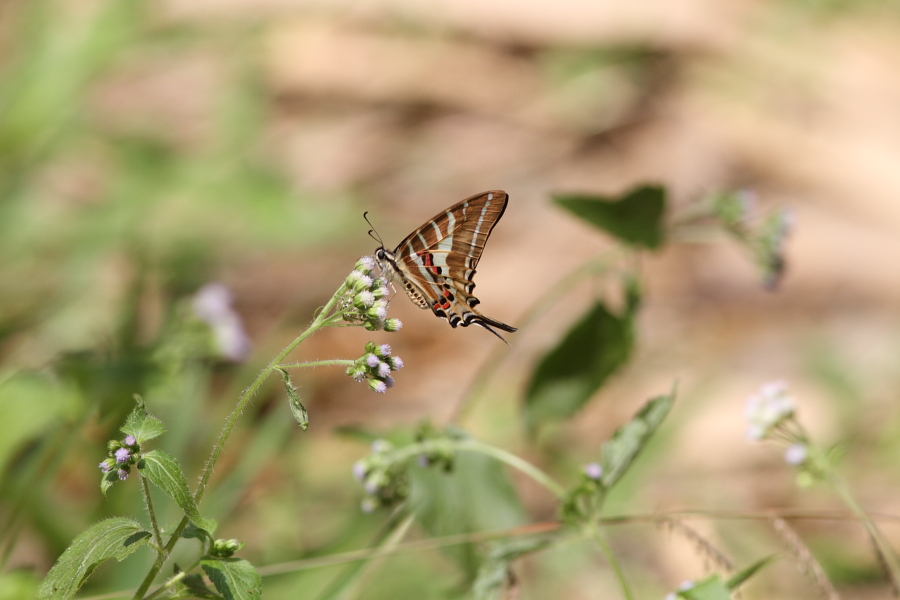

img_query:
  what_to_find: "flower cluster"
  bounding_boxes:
[352,440,409,512]
[98,435,139,481]
[192,283,252,362]
[745,380,795,441]
[346,342,404,393]
[711,190,794,290]
[341,257,402,332]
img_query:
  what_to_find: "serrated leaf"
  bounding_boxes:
[200,557,262,600]
[525,301,634,430]
[601,390,675,489]
[725,555,776,590]
[139,450,200,521]
[409,450,527,578]
[554,185,666,249]
[121,395,166,443]
[277,368,308,430]
[678,575,732,600]
[38,517,152,600]
[473,537,553,600]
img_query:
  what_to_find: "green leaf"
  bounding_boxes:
[139,450,200,521]
[277,368,308,430]
[525,300,635,429]
[100,469,120,497]
[554,185,666,249]
[725,555,776,590]
[200,557,262,600]
[121,394,166,443]
[677,575,732,600]
[473,537,553,600]
[600,390,675,489]
[37,517,152,600]
[182,572,223,599]
[409,450,528,578]
[185,517,219,542]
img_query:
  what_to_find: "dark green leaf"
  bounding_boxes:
[121,394,165,443]
[525,301,635,429]
[473,537,553,600]
[725,555,776,590]
[678,575,732,600]
[277,368,308,430]
[601,390,675,489]
[554,185,666,249]
[139,450,200,521]
[200,557,262,600]
[182,572,223,599]
[37,517,152,600]
[409,450,528,578]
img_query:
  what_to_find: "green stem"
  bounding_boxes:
[278,359,355,370]
[140,474,164,551]
[585,522,633,600]
[132,283,350,599]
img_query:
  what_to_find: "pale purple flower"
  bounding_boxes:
[377,362,391,378]
[192,283,251,362]
[352,460,367,481]
[114,447,130,463]
[124,435,136,446]
[99,461,111,473]
[784,443,808,466]
[384,318,403,332]
[356,291,375,308]
[377,344,391,357]
[678,580,695,591]
[364,477,380,494]
[357,256,375,272]
[383,376,395,388]
[117,469,129,481]
[365,354,380,368]
[745,380,794,440]
[584,462,603,480]
[390,356,404,370]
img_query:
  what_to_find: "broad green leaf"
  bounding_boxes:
[678,575,732,600]
[139,450,200,521]
[601,391,675,489]
[725,555,776,590]
[409,450,528,578]
[554,185,666,249]
[200,557,262,600]
[100,469,119,497]
[473,537,553,600]
[525,300,635,429]
[121,395,165,443]
[181,572,222,599]
[277,367,308,430]
[37,517,152,600]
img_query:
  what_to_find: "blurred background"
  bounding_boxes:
[2,0,900,598]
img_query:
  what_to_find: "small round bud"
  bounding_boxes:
[118,468,129,481]
[389,356,404,370]
[384,318,403,332]
[583,462,603,480]
[376,344,391,357]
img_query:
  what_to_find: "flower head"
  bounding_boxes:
[377,362,391,379]
[192,283,251,362]
[784,443,808,466]
[745,380,794,440]
[583,462,603,480]
[365,354,380,368]
[384,318,403,332]
[369,379,387,394]
[114,447,131,464]
[376,344,391,357]
[124,435,136,447]
[118,469,129,481]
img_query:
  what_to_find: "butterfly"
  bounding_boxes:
[371,190,517,343]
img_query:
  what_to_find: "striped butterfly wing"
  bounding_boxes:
[383,190,517,342]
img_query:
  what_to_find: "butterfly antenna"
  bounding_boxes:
[363,211,384,247]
